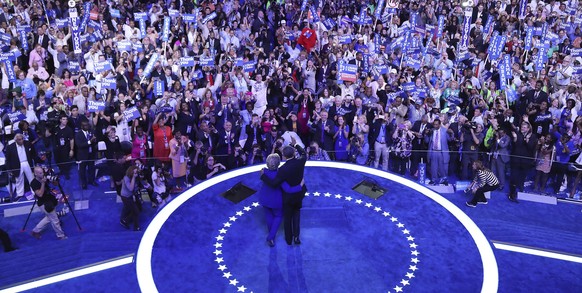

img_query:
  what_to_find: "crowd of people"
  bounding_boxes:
[0,0,581,234]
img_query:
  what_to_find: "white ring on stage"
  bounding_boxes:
[136,162,499,293]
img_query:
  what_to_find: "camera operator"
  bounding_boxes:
[308,141,331,161]
[347,133,369,165]
[30,166,67,240]
[152,163,169,207]
[460,121,485,180]
[120,166,141,231]
[134,159,154,209]
[248,144,265,165]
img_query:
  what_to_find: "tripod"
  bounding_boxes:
[21,178,82,232]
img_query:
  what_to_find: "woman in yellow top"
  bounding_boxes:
[169,129,190,190]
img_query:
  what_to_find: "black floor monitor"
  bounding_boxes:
[221,182,257,204]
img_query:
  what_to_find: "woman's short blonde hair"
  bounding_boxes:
[266,154,281,170]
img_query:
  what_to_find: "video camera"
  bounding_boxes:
[463,121,478,130]
[42,166,60,182]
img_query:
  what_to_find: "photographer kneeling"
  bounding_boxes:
[31,167,67,240]
[307,142,330,161]
[120,166,141,231]
[347,134,369,165]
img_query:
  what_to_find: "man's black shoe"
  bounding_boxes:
[120,220,129,229]
[293,237,301,244]
[441,179,449,186]
[508,195,519,203]
[428,181,435,185]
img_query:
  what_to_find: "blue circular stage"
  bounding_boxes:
[136,162,498,293]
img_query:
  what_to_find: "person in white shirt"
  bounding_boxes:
[26,63,50,81]
[246,73,269,116]
[553,56,574,89]
[5,134,34,199]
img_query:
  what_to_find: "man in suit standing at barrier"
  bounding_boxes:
[260,137,307,245]
[5,133,35,199]
[426,119,451,185]
[75,121,97,189]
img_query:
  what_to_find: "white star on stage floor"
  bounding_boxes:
[394,285,403,292]
[223,272,232,278]
[252,202,259,207]
[400,279,410,286]
[406,272,415,279]
[407,236,415,241]
[229,279,239,286]
[409,265,418,271]
[214,257,224,263]
[365,202,372,207]
[344,196,353,201]
[214,243,223,248]
[382,211,390,217]
[397,223,404,228]
[390,217,398,222]
[213,250,222,256]
[411,250,420,256]
[243,206,251,211]
[218,265,227,271]
[409,243,418,249]
[324,192,331,197]
[223,222,232,227]
[374,207,382,212]
[219,228,227,234]
[335,194,343,199]
[236,211,244,216]
[229,216,237,222]
[237,285,247,292]
[411,258,420,264]
[402,229,410,234]
[313,192,321,196]
[304,192,310,196]
[355,199,363,204]
[215,235,224,241]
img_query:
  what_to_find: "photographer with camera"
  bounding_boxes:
[347,133,369,165]
[119,166,141,231]
[30,167,67,240]
[307,141,331,161]
[248,144,265,165]
[460,120,485,180]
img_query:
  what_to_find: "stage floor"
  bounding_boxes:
[4,162,582,293]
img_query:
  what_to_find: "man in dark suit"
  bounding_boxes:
[410,115,432,177]
[33,27,50,50]
[370,114,394,171]
[426,119,451,185]
[243,114,264,152]
[215,121,239,169]
[524,80,549,107]
[5,133,35,198]
[214,96,235,130]
[261,137,307,245]
[197,121,217,153]
[75,121,98,189]
[311,110,335,158]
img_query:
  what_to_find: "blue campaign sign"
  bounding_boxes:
[338,35,352,44]
[235,57,244,67]
[87,101,106,112]
[19,30,28,52]
[301,0,308,11]
[110,9,121,18]
[139,19,146,38]
[0,32,11,44]
[525,27,533,50]
[506,87,518,103]
[406,57,421,69]
[69,61,81,73]
[339,63,358,82]
[193,70,203,80]
[499,64,507,89]
[362,54,370,73]
[573,66,582,77]
[123,106,141,122]
[117,41,132,52]
[402,82,415,92]
[2,59,15,81]
[16,25,31,33]
[310,6,320,23]
[483,15,494,35]
[571,48,582,58]
[355,43,369,53]
[285,32,296,41]
[143,53,159,78]
[162,17,171,42]
[437,16,445,38]
[134,12,148,21]
[182,14,197,23]
[200,57,214,67]
[55,19,68,28]
[156,105,174,114]
[94,61,113,73]
[374,64,388,74]
[88,20,101,31]
[503,54,512,76]
[375,0,385,19]
[323,18,336,30]
[101,78,116,89]
[202,12,217,24]
[243,61,256,73]
[154,80,165,96]
[132,43,143,52]
[8,112,26,123]
[180,57,195,67]
[168,9,179,18]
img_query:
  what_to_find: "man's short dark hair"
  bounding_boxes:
[282,146,295,159]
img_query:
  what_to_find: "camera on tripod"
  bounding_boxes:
[41,166,60,182]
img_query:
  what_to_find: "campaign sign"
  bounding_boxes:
[573,66,582,77]
[154,80,164,97]
[200,57,214,67]
[16,25,31,33]
[355,44,369,53]
[235,57,244,67]
[499,64,507,89]
[8,112,26,123]
[362,54,370,73]
[132,43,143,52]
[339,63,358,82]
[168,9,179,18]
[94,61,113,73]
[117,40,132,52]
[182,14,197,23]
[402,82,415,92]
[162,17,171,42]
[301,0,308,11]
[156,105,174,114]
[285,32,296,41]
[570,48,582,58]
[19,30,28,52]
[110,9,121,18]
[375,0,385,19]
[123,106,141,122]
[525,27,533,50]
[518,0,527,19]
[143,53,159,78]
[323,18,336,30]
[202,12,217,24]
[483,15,494,35]
[101,78,116,89]
[374,64,388,74]
[310,6,320,23]
[339,35,352,44]
[69,16,82,54]
[243,61,256,73]
[3,59,15,81]
[139,19,146,38]
[88,20,101,31]
[506,87,518,103]
[88,101,106,112]
[180,56,195,67]
[0,32,11,44]
[416,88,427,98]
[55,19,68,28]
[69,61,81,73]
[459,14,472,50]
[134,12,148,21]
[193,70,203,80]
